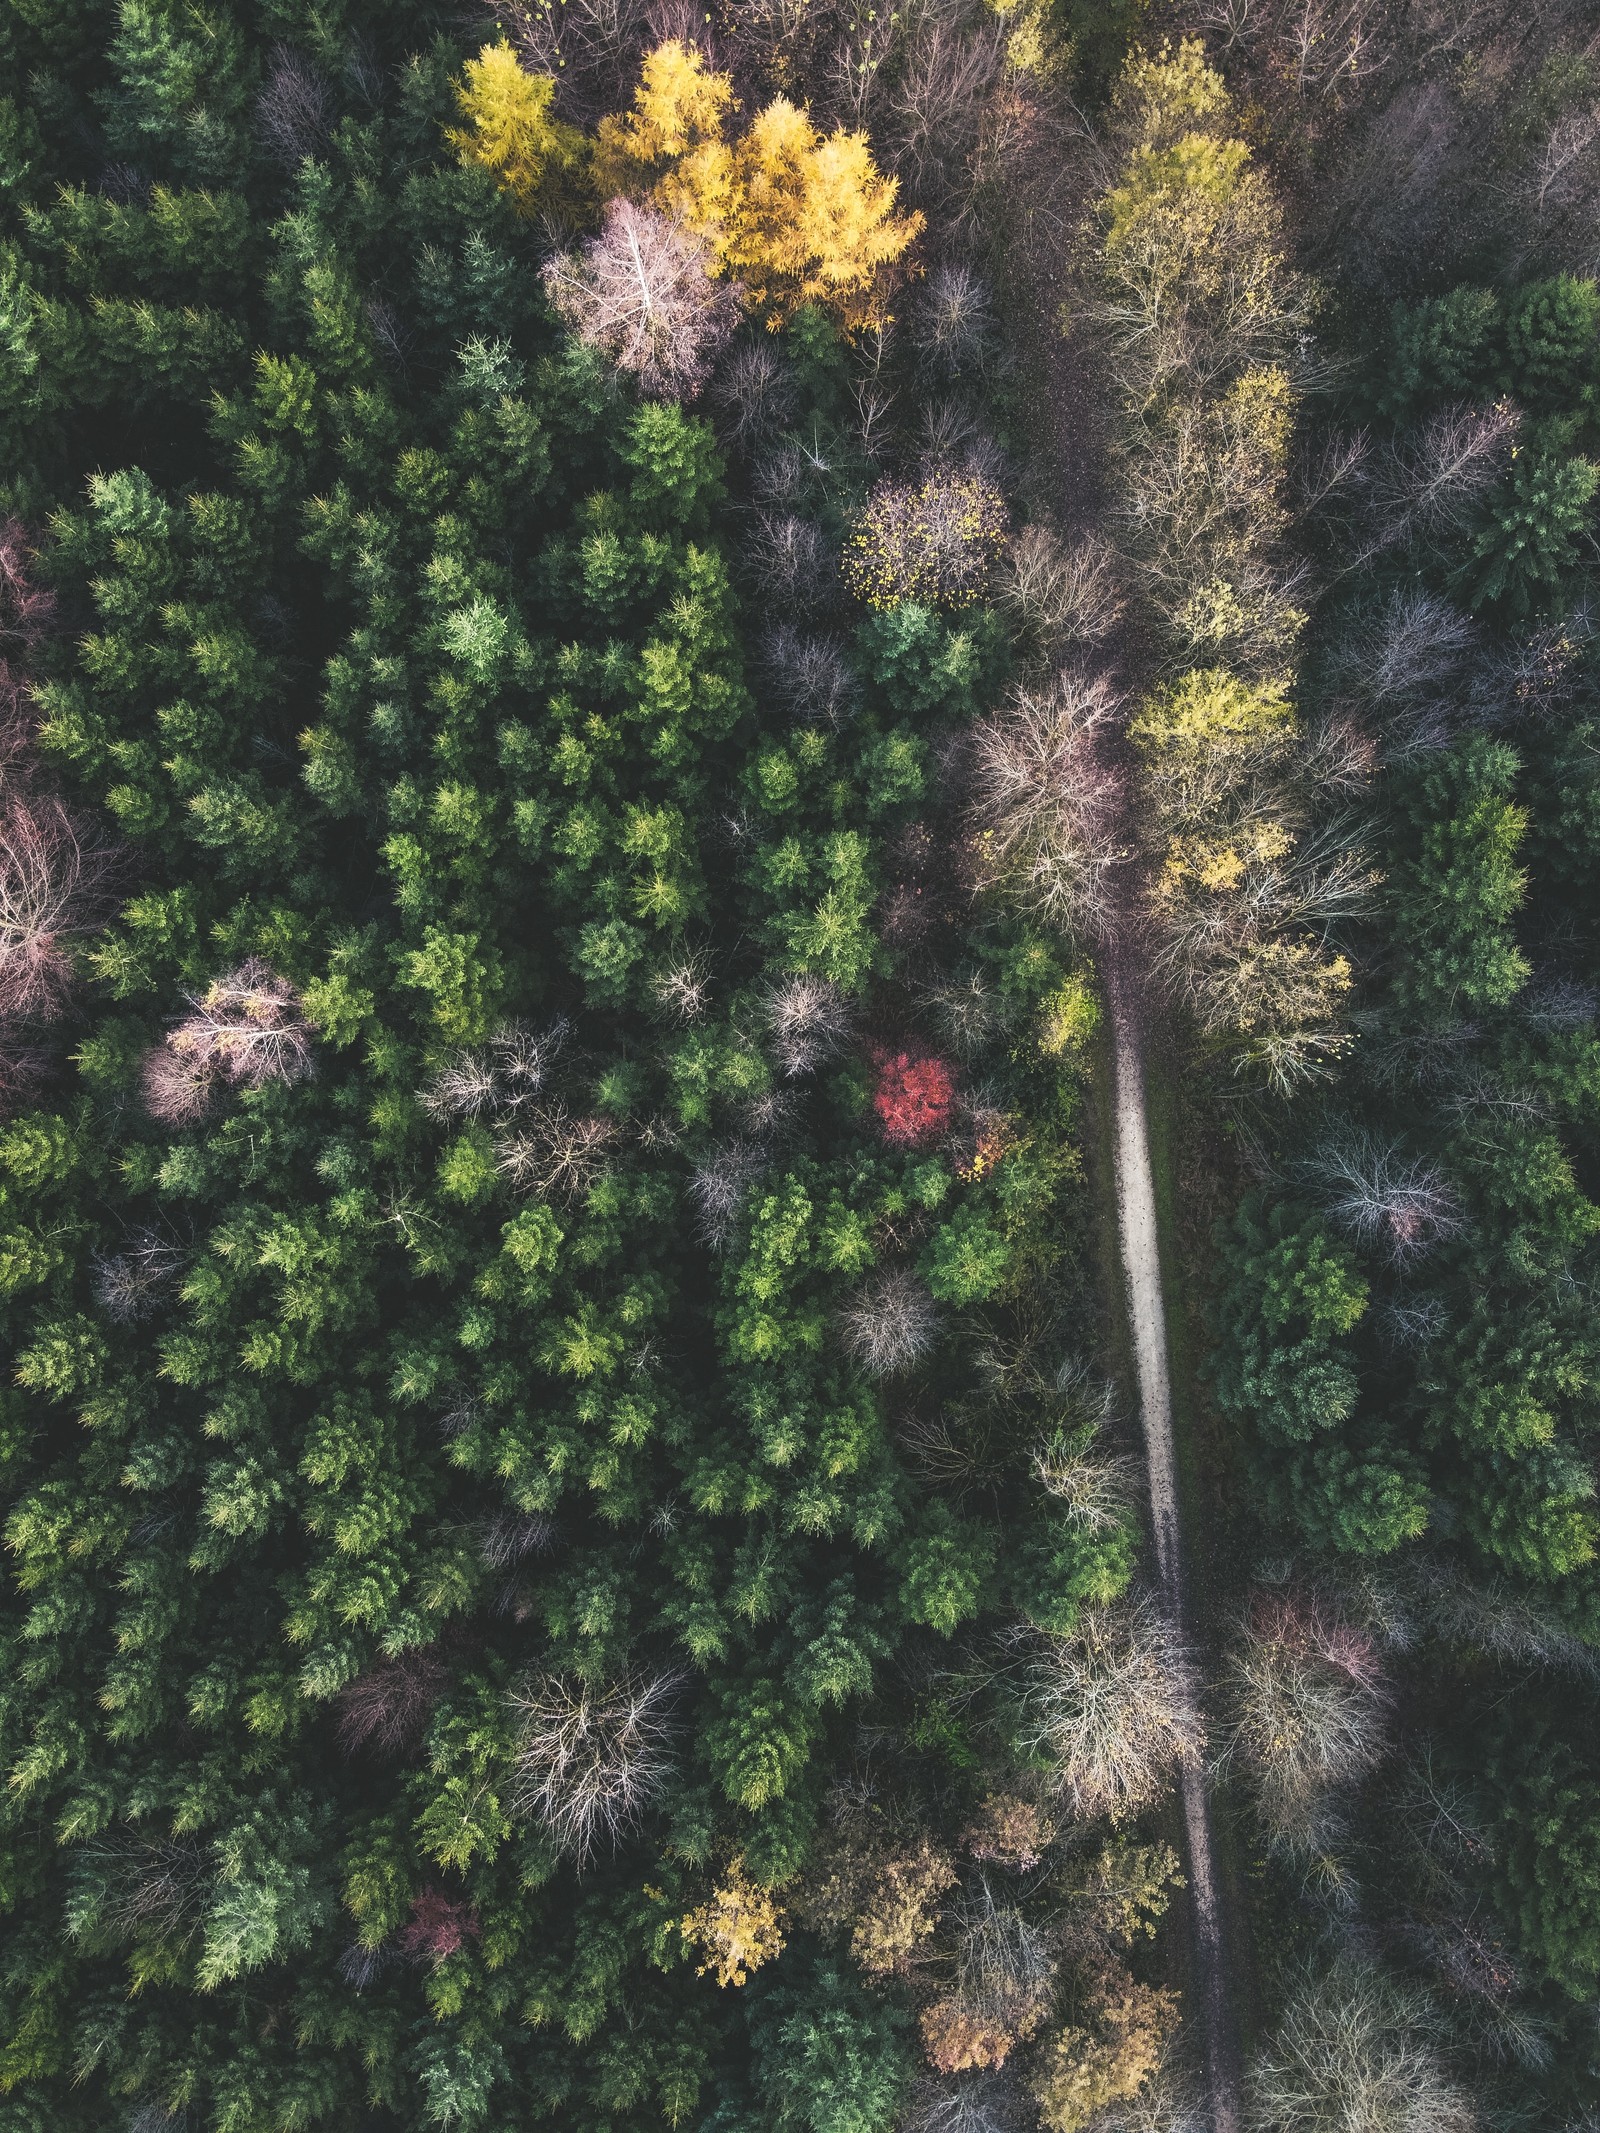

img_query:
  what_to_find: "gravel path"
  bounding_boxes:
[1108,966,1242,2133]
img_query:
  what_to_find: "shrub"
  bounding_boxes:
[872,1047,956,1145]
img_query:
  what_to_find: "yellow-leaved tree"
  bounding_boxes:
[447,42,585,216]
[1094,42,1372,1092]
[595,41,922,329]
[592,38,735,203]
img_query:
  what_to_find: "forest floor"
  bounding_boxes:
[1108,963,1243,2133]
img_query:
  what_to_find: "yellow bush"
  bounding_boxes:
[593,40,736,205]
[1038,976,1100,1057]
[681,1860,786,1987]
[729,100,922,327]
[447,42,584,216]
[1129,668,1295,760]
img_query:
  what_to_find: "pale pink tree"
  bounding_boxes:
[142,959,315,1123]
[0,791,114,1020]
[543,199,740,400]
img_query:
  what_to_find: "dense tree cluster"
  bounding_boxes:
[1209,54,1600,2119]
[0,5,1187,2130]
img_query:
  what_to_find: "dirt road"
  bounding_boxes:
[1108,965,1242,2133]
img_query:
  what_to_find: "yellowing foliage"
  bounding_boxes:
[1103,132,1250,251]
[1114,36,1234,151]
[594,42,922,329]
[726,99,922,326]
[447,43,584,216]
[681,1861,787,1987]
[592,40,736,201]
[1129,668,1295,758]
[1030,1966,1179,2133]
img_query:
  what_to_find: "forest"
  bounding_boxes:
[0,0,1596,2129]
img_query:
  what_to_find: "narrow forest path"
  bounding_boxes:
[1107,963,1242,2133]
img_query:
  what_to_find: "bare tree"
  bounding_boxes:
[761,625,861,725]
[0,517,56,658]
[92,1230,185,1324]
[915,259,994,377]
[1350,402,1519,565]
[998,527,1125,659]
[424,1019,567,1119]
[1246,1961,1477,2133]
[495,1103,618,1199]
[710,340,799,446]
[334,1647,450,1756]
[902,2070,1024,2133]
[947,1874,1056,2035]
[1222,1588,1391,1858]
[1032,1426,1137,1533]
[544,200,741,400]
[0,791,115,1020]
[690,1138,768,1245]
[0,1037,51,1119]
[653,952,712,1020]
[510,1668,682,1866]
[841,1269,941,1376]
[887,11,1006,215]
[1307,1135,1464,1265]
[140,1043,219,1126]
[478,1509,557,1570]
[746,512,835,614]
[766,971,851,1075]
[81,1833,212,1948]
[256,45,332,165]
[422,1047,498,1121]
[1017,1596,1204,1823]
[490,0,654,125]
[160,959,316,1093]
[967,671,1127,943]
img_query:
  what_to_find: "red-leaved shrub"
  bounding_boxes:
[398,1886,481,1962]
[871,1047,956,1146]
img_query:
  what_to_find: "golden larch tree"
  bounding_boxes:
[447,41,585,216]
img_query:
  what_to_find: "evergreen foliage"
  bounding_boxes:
[0,5,1150,2125]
